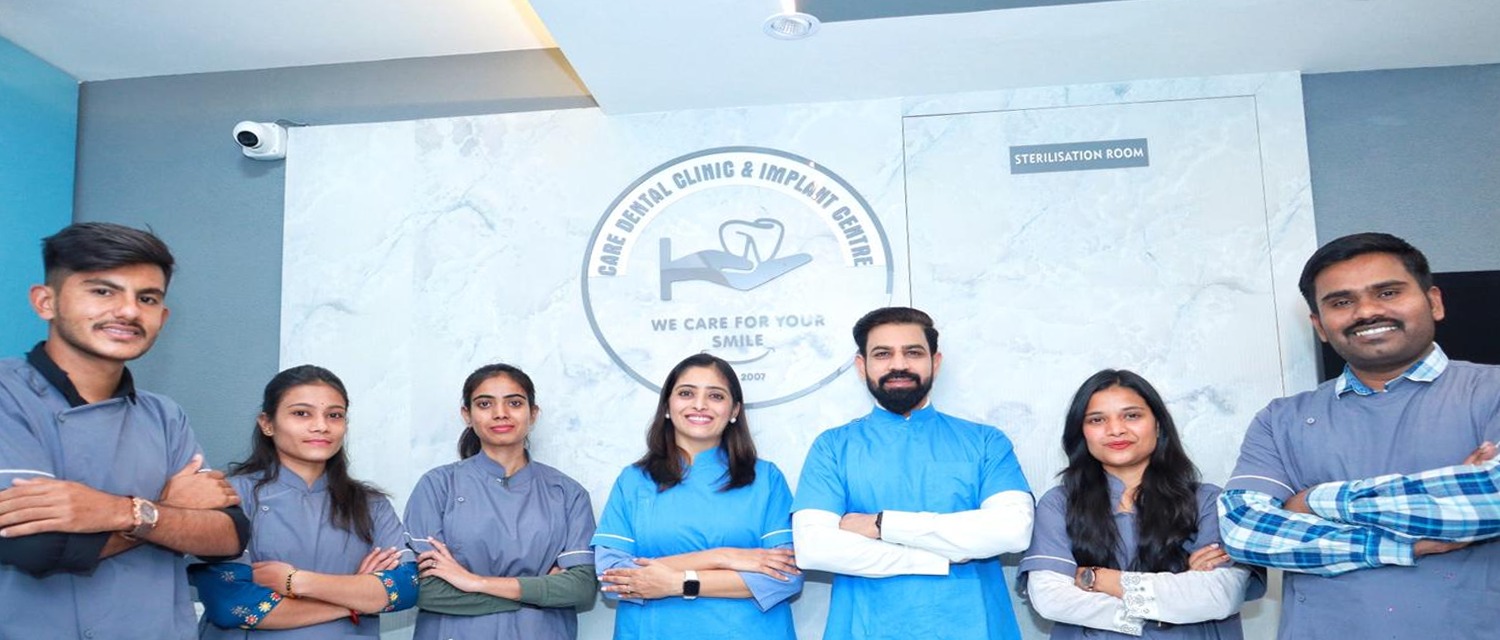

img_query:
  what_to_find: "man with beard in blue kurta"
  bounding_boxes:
[793,306,1034,640]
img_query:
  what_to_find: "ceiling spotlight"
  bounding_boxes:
[763,12,820,40]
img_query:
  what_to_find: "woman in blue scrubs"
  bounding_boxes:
[593,353,803,640]
[1020,369,1264,638]
[404,363,597,639]
[193,365,418,637]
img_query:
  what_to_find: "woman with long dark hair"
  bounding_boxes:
[592,353,803,640]
[1021,369,1264,638]
[192,365,418,637]
[403,363,597,639]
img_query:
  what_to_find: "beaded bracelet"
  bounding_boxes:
[285,568,300,598]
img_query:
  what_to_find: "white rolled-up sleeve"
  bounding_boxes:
[879,490,1035,562]
[792,509,948,577]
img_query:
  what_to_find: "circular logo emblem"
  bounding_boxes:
[582,147,893,407]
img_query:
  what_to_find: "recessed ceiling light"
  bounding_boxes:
[763,12,821,40]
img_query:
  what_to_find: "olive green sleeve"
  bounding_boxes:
[515,564,599,609]
[416,576,521,615]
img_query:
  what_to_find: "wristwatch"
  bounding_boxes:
[123,496,159,540]
[1080,566,1099,592]
[682,569,701,600]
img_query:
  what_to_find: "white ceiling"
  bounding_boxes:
[2,0,1499,114]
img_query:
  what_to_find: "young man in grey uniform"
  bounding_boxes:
[0,222,250,638]
[1220,232,1500,639]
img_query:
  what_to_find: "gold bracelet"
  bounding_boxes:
[285,568,300,598]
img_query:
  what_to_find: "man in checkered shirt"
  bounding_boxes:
[1219,232,1500,640]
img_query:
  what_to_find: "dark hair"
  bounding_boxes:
[42,222,176,288]
[636,353,756,492]
[232,365,384,544]
[852,307,939,355]
[457,363,537,459]
[1298,232,1433,313]
[1060,369,1200,573]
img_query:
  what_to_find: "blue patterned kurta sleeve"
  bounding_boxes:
[189,562,284,629]
[370,495,420,611]
[1303,456,1500,542]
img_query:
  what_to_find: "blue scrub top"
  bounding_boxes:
[792,404,1032,640]
[404,454,595,640]
[592,449,798,640]
[199,471,412,639]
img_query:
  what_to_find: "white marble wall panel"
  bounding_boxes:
[282,73,1316,640]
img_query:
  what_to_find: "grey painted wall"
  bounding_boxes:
[0,37,76,356]
[74,50,592,468]
[1303,64,1500,271]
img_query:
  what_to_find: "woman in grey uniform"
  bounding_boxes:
[192,365,418,637]
[404,363,598,639]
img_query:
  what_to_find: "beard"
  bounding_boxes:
[868,371,932,416]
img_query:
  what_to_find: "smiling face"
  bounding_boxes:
[461,374,539,454]
[1309,252,1444,388]
[259,382,348,480]
[1081,385,1159,483]
[857,322,941,416]
[31,263,170,372]
[668,365,741,455]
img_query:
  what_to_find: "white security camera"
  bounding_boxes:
[233,121,287,161]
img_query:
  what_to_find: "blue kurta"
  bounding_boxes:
[197,471,413,638]
[404,454,595,640]
[0,356,206,639]
[792,404,1032,640]
[592,449,798,640]
[1021,479,1264,639]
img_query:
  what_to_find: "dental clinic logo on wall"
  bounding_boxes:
[583,146,893,407]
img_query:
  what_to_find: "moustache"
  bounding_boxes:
[879,372,920,385]
[1344,317,1403,337]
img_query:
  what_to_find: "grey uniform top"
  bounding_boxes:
[1225,358,1500,639]
[199,471,413,639]
[1022,479,1263,639]
[404,453,595,640]
[0,351,229,639]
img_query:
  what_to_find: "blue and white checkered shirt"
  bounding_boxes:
[1333,343,1449,397]
[1220,344,1500,576]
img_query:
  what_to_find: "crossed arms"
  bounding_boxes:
[1218,442,1500,576]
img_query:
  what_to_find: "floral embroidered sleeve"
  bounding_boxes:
[372,560,420,612]
[189,562,283,629]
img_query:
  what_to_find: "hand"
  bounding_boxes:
[1282,489,1312,515]
[839,512,880,539]
[0,478,132,537]
[711,546,800,580]
[252,560,297,595]
[158,455,239,510]
[1460,441,1497,466]
[356,546,402,574]
[418,538,487,593]
[1186,542,1230,571]
[1414,539,1470,557]
[600,557,684,599]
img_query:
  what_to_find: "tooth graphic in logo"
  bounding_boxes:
[720,218,785,269]
[658,218,812,301]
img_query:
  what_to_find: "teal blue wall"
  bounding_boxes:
[0,38,77,357]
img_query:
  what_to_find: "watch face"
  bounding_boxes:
[1081,567,1096,589]
[139,500,159,524]
[683,579,701,597]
